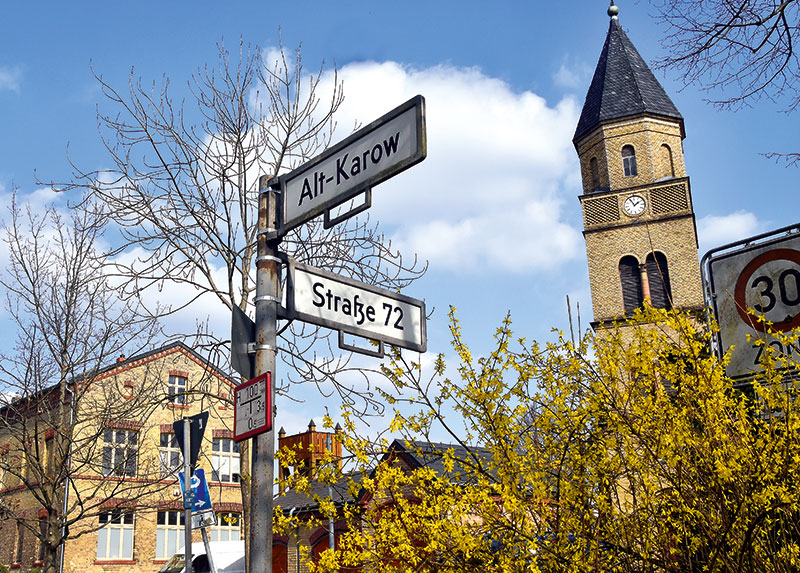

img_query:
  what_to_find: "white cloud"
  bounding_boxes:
[312,60,583,274]
[697,211,765,255]
[0,66,22,93]
[553,56,592,90]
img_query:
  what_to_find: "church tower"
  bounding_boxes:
[574,3,704,328]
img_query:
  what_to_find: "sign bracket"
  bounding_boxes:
[324,188,372,229]
[338,331,385,358]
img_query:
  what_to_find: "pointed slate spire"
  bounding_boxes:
[573,7,683,144]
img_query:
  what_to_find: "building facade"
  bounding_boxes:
[574,4,705,328]
[0,342,243,572]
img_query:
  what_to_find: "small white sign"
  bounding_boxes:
[708,232,800,379]
[286,262,426,353]
[191,510,217,530]
[273,96,426,235]
[234,372,272,441]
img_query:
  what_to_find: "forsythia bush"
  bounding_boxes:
[280,306,800,572]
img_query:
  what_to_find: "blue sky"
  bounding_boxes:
[1,1,797,435]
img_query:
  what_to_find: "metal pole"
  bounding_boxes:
[184,419,193,573]
[327,484,335,552]
[251,174,280,572]
[57,386,75,573]
[201,527,218,573]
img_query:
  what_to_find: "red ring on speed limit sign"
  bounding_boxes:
[733,248,800,333]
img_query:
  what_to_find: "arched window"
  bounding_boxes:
[622,145,638,177]
[272,537,288,573]
[646,252,672,309]
[311,522,356,573]
[619,256,643,314]
[659,144,675,178]
[590,157,600,188]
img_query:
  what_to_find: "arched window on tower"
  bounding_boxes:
[619,256,644,314]
[646,252,672,309]
[622,145,638,177]
[590,156,600,189]
[658,144,675,179]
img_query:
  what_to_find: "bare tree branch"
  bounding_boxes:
[652,0,800,111]
[46,39,426,413]
[0,193,166,573]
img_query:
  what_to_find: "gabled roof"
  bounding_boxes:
[275,439,494,515]
[0,341,233,418]
[89,340,233,384]
[573,16,684,144]
[390,439,493,480]
[275,471,361,515]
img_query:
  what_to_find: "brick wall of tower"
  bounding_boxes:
[577,117,686,194]
[584,215,704,322]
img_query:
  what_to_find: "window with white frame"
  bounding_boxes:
[159,433,181,478]
[622,145,638,177]
[211,438,240,483]
[15,520,25,564]
[102,429,138,477]
[168,375,187,405]
[155,511,185,559]
[210,512,241,542]
[96,510,134,560]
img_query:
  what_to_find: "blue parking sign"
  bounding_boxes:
[178,468,213,514]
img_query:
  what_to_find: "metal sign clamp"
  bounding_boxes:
[251,343,278,353]
[323,188,373,229]
[338,331,385,359]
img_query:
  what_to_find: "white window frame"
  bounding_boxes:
[155,510,185,560]
[168,375,187,405]
[210,512,241,542]
[102,429,138,478]
[622,145,638,177]
[211,438,240,483]
[96,510,134,560]
[159,433,182,478]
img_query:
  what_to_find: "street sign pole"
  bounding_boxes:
[251,175,279,573]
[183,418,193,573]
[240,99,426,572]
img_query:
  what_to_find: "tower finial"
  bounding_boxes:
[608,1,619,18]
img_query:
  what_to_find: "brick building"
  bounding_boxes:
[574,3,705,328]
[0,342,242,572]
[273,423,488,573]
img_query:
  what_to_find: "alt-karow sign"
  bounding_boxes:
[270,95,426,235]
[707,230,800,379]
[283,261,426,353]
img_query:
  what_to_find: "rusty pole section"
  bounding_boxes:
[252,174,280,572]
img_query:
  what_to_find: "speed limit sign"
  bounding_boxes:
[707,229,800,379]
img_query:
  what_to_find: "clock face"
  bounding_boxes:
[623,195,646,216]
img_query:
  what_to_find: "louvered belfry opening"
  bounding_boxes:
[646,252,672,309]
[619,256,643,314]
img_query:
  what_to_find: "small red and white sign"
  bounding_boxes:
[234,372,272,441]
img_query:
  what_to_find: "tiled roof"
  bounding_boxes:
[399,440,494,482]
[275,471,358,514]
[275,439,495,514]
[574,17,683,144]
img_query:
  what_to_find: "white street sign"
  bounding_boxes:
[284,261,426,353]
[234,372,272,441]
[271,95,426,235]
[707,231,800,379]
[191,509,217,530]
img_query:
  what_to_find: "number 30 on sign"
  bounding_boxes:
[234,371,272,441]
